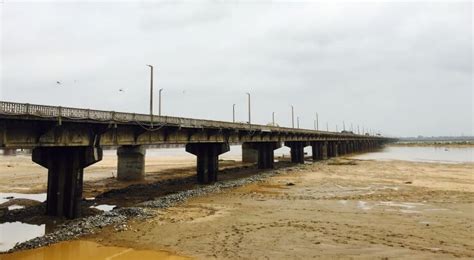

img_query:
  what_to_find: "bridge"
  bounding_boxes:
[0,101,395,218]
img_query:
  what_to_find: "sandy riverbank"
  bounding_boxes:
[80,158,473,259]
[1,153,473,259]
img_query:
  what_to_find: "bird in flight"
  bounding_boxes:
[56,81,61,85]
[119,88,124,92]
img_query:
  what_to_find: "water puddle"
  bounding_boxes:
[0,193,46,204]
[7,205,24,211]
[1,240,191,259]
[0,222,45,252]
[91,204,116,212]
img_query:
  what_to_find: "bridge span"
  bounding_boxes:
[0,101,395,218]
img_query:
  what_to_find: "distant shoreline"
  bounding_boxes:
[389,141,473,148]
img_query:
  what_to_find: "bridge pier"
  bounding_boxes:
[242,142,281,169]
[32,146,103,219]
[186,143,230,184]
[242,143,258,163]
[3,148,17,156]
[117,145,146,181]
[285,142,307,164]
[311,141,327,161]
[328,142,338,158]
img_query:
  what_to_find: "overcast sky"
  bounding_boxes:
[1,0,472,137]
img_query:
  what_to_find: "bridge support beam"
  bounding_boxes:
[32,146,103,219]
[242,142,281,169]
[117,145,146,181]
[186,143,230,184]
[285,141,307,164]
[242,143,258,163]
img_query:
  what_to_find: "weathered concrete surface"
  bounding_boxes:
[117,145,146,181]
[32,146,103,218]
[186,143,230,184]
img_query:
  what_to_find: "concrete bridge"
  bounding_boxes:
[0,101,395,218]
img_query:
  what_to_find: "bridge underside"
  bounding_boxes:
[1,114,392,219]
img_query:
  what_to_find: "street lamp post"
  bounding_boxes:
[291,105,295,128]
[315,113,319,130]
[146,65,154,127]
[233,104,236,123]
[159,88,163,116]
[297,116,300,129]
[272,112,275,126]
[246,93,251,125]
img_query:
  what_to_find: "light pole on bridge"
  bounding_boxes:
[233,104,236,123]
[272,112,275,126]
[146,64,154,127]
[291,105,295,128]
[159,88,163,116]
[246,92,251,125]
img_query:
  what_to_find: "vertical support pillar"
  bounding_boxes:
[117,145,146,181]
[242,142,281,169]
[242,143,258,163]
[322,141,328,159]
[32,146,103,218]
[3,148,17,156]
[186,143,230,184]
[311,142,325,161]
[285,142,306,164]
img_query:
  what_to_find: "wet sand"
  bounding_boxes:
[1,153,473,259]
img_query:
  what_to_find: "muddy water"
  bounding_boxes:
[352,146,474,163]
[0,240,190,260]
[0,193,46,204]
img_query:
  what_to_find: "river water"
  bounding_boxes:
[352,146,474,164]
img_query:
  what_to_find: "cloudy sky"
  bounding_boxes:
[1,0,472,137]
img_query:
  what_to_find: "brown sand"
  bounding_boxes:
[85,159,473,259]
[1,154,473,259]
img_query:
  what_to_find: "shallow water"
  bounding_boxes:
[0,222,45,252]
[0,193,46,204]
[1,240,190,260]
[352,146,474,163]
[90,204,116,212]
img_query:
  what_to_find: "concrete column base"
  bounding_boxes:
[243,142,281,169]
[242,143,258,163]
[285,141,307,164]
[186,143,230,184]
[32,146,103,219]
[117,145,146,181]
[3,148,17,156]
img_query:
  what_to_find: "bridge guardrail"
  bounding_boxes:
[0,101,388,140]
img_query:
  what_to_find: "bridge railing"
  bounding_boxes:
[0,101,389,140]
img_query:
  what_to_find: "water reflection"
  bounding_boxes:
[0,193,46,205]
[1,240,190,260]
[352,146,474,163]
[0,222,45,252]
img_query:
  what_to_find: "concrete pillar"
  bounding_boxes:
[117,145,146,181]
[285,141,306,164]
[3,148,17,156]
[322,141,328,159]
[311,142,327,161]
[32,146,103,219]
[242,143,258,163]
[186,143,230,184]
[243,142,281,169]
[328,142,338,157]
